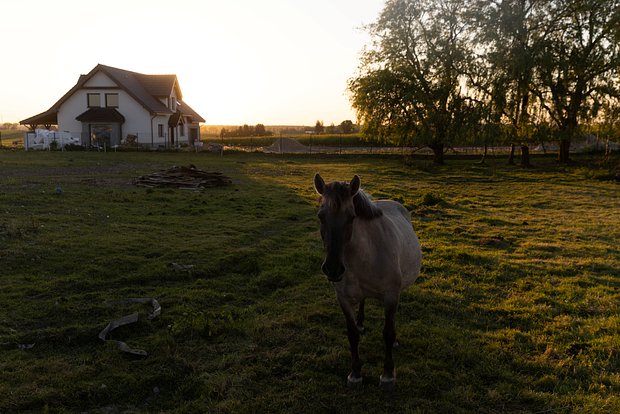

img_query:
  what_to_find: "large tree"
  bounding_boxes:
[532,0,620,162]
[349,0,477,164]
[469,0,551,167]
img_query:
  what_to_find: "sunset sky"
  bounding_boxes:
[0,0,384,126]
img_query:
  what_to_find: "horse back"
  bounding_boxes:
[342,200,421,300]
[376,200,422,289]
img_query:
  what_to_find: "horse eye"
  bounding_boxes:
[317,211,325,220]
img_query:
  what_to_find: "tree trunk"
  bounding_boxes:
[508,143,516,165]
[479,143,488,164]
[520,145,531,168]
[558,138,571,163]
[430,143,444,164]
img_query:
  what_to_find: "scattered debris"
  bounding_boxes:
[204,142,224,153]
[18,343,35,351]
[98,298,161,356]
[168,262,194,273]
[135,165,232,190]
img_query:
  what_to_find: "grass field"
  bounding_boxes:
[0,150,618,413]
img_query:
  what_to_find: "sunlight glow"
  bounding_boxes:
[0,0,383,126]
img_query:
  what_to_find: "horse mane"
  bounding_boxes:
[353,189,383,220]
[319,181,383,221]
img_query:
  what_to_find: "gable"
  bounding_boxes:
[84,72,118,88]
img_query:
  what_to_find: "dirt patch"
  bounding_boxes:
[263,138,310,153]
[478,235,510,248]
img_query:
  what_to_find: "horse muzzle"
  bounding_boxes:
[321,261,345,282]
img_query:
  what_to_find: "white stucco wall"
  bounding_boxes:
[57,93,87,136]
[119,95,157,138]
[149,115,170,146]
[84,72,117,88]
[57,71,167,146]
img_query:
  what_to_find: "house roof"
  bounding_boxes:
[76,108,126,123]
[20,64,205,126]
[136,73,179,97]
[20,108,58,126]
[169,112,182,127]
[178,100,205,123]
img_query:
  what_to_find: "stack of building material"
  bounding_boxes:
[135,165,232,189]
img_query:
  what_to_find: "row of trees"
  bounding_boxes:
[217,121,359,138]
[314,120,357,135]
[1,123,24,130]
[219,124,273,138]
[349,0,620,164]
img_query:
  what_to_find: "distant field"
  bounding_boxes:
[208,133,375,149]
[0,151,618,413]
[0,128,24,147]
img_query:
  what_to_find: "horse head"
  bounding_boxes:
[314,173,360,282]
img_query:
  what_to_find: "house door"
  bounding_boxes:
[190,127,198,146]
[169,127,175,146]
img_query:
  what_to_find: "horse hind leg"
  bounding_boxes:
[380,299,398,388]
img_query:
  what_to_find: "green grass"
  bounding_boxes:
[0,150,618,413]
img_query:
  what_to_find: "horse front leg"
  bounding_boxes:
[356,298,366,333]
[339,299,362,387]
[380,298,398,387]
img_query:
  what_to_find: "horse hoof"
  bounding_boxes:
[347,373,363,388]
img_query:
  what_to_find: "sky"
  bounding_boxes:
[0,0,384,126]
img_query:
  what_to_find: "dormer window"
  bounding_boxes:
[171,97,176,111]
[87,93,101,107]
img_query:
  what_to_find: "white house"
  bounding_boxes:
[20,64,205,149]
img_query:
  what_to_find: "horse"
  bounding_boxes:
[313,173,422,387]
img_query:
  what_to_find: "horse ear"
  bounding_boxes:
[350,175,361,196]
[314,173,326,195]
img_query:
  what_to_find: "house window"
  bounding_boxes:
[105,93,119,108]
[90,125,112,148]
[87,93,101,107]
[171,97,176,111]
[179,124,185,137]
[158,124,164,137]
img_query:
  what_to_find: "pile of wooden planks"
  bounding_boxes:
[135,165,232,189]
